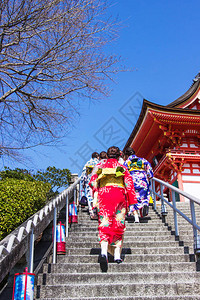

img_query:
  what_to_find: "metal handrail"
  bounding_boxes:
[150,177,200,255]
[0,177,80,283]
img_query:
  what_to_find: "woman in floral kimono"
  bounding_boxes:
[89,146,137,272]
[124,147,154,222]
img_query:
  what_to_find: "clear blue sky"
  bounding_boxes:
[1,0,200,175]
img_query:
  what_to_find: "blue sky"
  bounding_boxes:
[1,0,200,175]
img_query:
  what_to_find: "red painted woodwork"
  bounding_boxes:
[124,75,200,201]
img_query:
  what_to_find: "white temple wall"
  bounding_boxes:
[182,175,200,201]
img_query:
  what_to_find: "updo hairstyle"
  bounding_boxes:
[107,146,120,159]
[124,147,135,157]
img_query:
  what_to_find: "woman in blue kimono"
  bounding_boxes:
[124,147,153,222]
[81,152,99,217]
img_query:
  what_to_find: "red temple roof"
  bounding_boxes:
[124,74,200,162]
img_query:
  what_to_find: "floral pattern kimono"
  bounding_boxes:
[81,157,99,212]
[124,154,153,211]
[89,158,137,252]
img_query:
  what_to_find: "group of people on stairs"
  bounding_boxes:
[80,146,153,272]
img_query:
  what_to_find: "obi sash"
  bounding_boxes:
[96,167,125,188]
[127,158,145,172]
[86,165,94,175]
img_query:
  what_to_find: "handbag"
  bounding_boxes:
[79,195,88,207]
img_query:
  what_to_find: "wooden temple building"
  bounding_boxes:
[124,73,200,202]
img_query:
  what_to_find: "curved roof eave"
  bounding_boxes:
[123,98,200,150]
[167,78,200,108]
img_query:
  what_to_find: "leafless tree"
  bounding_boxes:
[0,0,121,158]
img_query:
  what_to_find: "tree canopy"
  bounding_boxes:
[0,0,121,159]
[34,166,71,192]
[0,166,71,192]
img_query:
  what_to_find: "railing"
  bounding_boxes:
[150,177,200,255]
[0,177,80,283]
[1,174,200,284]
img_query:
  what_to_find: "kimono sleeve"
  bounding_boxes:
[81,163,87,181]
[145,160,154,180]
[124,168,137,206]
[89,172,98,194]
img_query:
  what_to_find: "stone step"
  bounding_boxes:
[37,271,200,285]
[38,296,200,300]
[42,262,196,274]
[165,224,195,230]
[37,282,200,298]
[67,235,177,242]
[65,241,180,248]
[157,211,200,219]
[57,253,190,264]
[78,219,164,225]
[164,216,196,222]
[69,224,167,231]
[68,230,171,237]
[65,246,186,255]
[77,215,159,222]
[68,227,168,234]
[35,205,200,300]
[69,226,170,234]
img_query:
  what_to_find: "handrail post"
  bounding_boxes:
[74,186,77,205]
[190,200,200,255]
[53,207,57,264]
[79,181,81,202]
[160,183,167,218]
[152,179,156,211]
[172,190,179,237]
[66,194,69,238]
[29,228,34,273]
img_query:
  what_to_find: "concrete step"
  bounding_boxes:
[74,215,159,221]
[42,262,196,274]
[165,224,195,230]
[37,271,200,285]
[66,235,177,243]
[35,205,200,299]
[164,216,196,222]
[37,282,200,298]
[78,219,165,225]
[65,246,186,255]
[69,224,168,231]
[57,253,191,263]
[38,297,200,300]
[68,230,172,237]
[65,241,180,248]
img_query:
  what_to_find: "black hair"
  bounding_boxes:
[99,151,108,160]
[107,146,120,159]
[92,152,99,159]
[124,147,135,156]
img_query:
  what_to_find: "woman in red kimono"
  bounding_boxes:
[89,146,137,272]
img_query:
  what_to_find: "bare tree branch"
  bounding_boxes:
[0,0,123,159]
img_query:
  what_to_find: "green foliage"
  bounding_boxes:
[0,167,34,181]
[0,179,51,240]
[0,165,71,240]
[34,166,71,192]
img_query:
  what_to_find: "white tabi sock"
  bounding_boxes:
[134,211,139,223]
[114,247,121,261]
[101,241,108,258]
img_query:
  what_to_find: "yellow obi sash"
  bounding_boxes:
[127,158,145,172]
[86,165,94,175]
[96,167,125,188]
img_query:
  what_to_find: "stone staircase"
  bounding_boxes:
[156,201,200,254]
[35,204,200,299]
